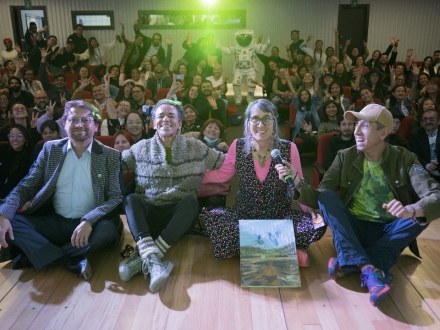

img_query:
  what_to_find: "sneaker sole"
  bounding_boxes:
[370,284,390,307]
[81,260,93,280]
[149,261,174,293]
[328,258,339,280]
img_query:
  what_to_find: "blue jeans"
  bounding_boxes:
[291,110,321,141]
[318,191,426,272]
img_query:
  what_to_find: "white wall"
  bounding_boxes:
[0,0,439,78]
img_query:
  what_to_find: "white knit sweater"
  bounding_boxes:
[122,132,225,205]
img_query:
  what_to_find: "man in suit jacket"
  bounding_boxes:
[410,109,440,183]
[0,100,124,279]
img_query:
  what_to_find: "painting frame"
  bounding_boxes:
[137,10,246,29]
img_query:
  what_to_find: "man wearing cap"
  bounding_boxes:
[386,106,409,149]
[47,39,77,76]
[410,108,440,183]
[275,104,440,307]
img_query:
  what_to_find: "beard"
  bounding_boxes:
[10,86,21,93]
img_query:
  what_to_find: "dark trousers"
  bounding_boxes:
[8,211,122,270]
[123,193,198,245]
[318,190,426,272]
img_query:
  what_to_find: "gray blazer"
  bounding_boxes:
[0,138,123,225]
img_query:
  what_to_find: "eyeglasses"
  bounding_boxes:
[127,120,142,125]
[249,116,274,126]
[8,133,24,139]
[67,117,93,126]
[421,117,437,122]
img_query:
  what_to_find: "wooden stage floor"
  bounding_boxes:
[1,218,440,330]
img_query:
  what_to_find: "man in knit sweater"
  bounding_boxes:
[119,99,225,292]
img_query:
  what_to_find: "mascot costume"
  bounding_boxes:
[217,30,270,106]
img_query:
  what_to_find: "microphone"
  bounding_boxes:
[271,149,296,190]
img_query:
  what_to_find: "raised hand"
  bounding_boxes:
[15,44,21,52]
[345,38,351,46]
[411,55,417,63]
[390,37,395,45]
[169,74,182,95]
[284,43,289,51]
[103,58,110,66]
[334,28,339,36]
[307,34,314,42]
[207,96,217,108]
[47,100,56,117]
[389,65,395,76]
[407,48,413,58]
[363,40,368,47]
[80,77,93,90]
[412,63,420,76]
[60,93,67,106]
[187,34,192,45]
[40,47,49,58]
[166,36,171,45]
[119,22,125,29]
[257,34,263,44]
[30,112,38,128]
[301,120,312,133]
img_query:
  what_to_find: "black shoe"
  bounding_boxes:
[116,35,122,43]
[12,253,33,270]
[67,258,92,280]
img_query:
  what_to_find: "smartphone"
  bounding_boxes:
[175,74,184,83]
[142,105,152,125]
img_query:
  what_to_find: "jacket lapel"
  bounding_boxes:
[91,140,105,206]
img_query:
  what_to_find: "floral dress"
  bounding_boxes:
[203,138,326,258]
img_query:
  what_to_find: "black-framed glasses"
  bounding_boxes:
[249,115,274,126]
[421,117,437,122]
[8,133,23,139]
[67,117,94,126]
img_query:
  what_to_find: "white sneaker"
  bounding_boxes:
[119,252,142,282]
[144,253,174,293]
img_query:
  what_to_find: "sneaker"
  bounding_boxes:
[145,253,174,293]
[119,252,142,282]
[328,257,360,280]
[360,266,390,307]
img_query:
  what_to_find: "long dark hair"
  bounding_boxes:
[7,124,31,178]
[320,100,344,123]
[88,37,99,60]
[298,88,312,109]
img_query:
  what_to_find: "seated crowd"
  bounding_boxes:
[0,21,439,309]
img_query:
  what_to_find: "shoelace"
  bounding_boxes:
[360,269,383,289]
[148,258,165,277]
[126,255,142,275]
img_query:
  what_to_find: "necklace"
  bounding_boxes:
[253,148,270,167]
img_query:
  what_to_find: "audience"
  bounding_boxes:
[0,16,439,295]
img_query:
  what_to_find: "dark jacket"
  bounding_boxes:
[410,127,440,168]
[295,143,440,224]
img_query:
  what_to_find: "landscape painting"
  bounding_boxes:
[239,219,300,288]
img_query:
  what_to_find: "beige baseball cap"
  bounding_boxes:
[344,104,393,130]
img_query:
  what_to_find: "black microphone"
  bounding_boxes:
[271,149,296,190]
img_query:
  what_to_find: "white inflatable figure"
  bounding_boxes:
[217,30,270,106]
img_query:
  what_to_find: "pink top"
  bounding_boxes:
[202,139,307,212]
[203,139,304,183]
